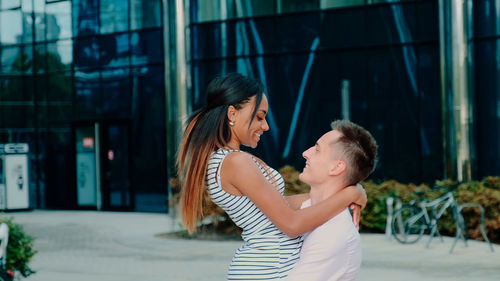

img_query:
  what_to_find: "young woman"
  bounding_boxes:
[177,73,366,280]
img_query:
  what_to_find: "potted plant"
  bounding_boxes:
[0,217,37,279]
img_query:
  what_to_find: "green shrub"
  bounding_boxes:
[0,217,37,277]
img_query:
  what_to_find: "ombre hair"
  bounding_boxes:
[177,73,265,234]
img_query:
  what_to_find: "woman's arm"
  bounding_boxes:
[285,194,310,210]
[221,152,366,238]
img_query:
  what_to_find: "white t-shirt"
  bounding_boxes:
[286,199,362,281]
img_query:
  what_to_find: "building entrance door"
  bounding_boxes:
[75,121,133,210]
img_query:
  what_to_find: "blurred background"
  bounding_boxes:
[0,0,498,214]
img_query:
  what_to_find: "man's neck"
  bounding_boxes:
[309,180,345,205]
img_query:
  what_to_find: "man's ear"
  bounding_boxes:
[329,160,347,176]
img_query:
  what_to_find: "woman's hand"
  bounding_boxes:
[353,183,367,209]
[350,204,361,230]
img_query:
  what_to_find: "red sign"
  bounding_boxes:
[83,137,94,148]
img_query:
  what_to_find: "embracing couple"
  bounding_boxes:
[177,73,378,281]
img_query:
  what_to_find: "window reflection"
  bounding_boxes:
[100,0,128,34]
[34,0,45,42]
[47,40,73,72]
[130,0,162,30]
[101,68,131,117]
[0,46,20,73]
[75,70,100,118]
[100,33,130,67]
[74,37,99,70]
[46,0,72,40]
[72,0,99,36]
[0,9,23,44]
[131,30,163,65]
[1,0,20,10]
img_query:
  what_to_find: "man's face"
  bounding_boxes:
[299,130,343,186]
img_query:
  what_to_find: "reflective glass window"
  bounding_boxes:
[100,0,129,34]
[100,33,130,68]
[74,37,99,70]
[474,0,500,37]
[234,0,275,17]
[0,9,23,44]
[130,0,162,30]
[320,0,363,9]
[193,0,235,22]
[101,68,131,117]
[72,0,99,36]
[280,0,319,13]
[0,46,20,73]
[46,0,72,40]
[0,75,24,101]
[1,0,20,10]
[21,44,33,73]
[0,105,33,128]
[75,70,100,118]
[46,40,73,72]
[35,43,46,73]
[131,30,163,65]
[21,9,34,43]
[47,72,72,102]
[34,0,45,42]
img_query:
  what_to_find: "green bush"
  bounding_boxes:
[0,217,37,277]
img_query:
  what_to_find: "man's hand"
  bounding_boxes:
[354,183,367,210]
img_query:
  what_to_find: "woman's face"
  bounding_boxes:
[229,94,269,149]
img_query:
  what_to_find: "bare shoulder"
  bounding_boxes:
[223,150,255,167]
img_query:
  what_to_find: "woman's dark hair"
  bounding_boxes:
[177,73,265,233]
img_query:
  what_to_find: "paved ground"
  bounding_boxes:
[6,210,500,281]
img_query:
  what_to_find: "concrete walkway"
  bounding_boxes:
[6,210,500,281]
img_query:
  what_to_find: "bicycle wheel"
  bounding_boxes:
[392,206,426,244]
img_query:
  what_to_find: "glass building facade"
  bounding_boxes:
[0,0,167,211]
[0,0,498,212]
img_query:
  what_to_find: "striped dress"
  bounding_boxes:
[206,148,303,280]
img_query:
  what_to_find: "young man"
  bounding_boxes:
[286,120,378,281]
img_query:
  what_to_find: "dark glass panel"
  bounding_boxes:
[190,22,228,59]
[365,4,416,46]
[0,105,34,128]
[101,68,130,117]
[35,43,46,73]
[44,129,75,208]
[320,8,365,49]
[366,47,420,182]
[100,33,130,68]
[475,39,500,177]
[74,37,99,70]
[281,0,319,13]
[74,70,100,119]
[474,0,500,38]
[72,0,99,36]
[416,0,438,43]
[131,29,163,65]
[0,9,22,44]
[131,66,167,212]
[100,0,128,34]
[0,75,32,101]
[130,0,162,30]
[417,44,443,182]
[47,72,72,102]
[273,13,320,53]
[46,40,73,72]
[45,0,72,40]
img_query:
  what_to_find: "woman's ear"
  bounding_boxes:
[227,105,237,123]
[329,160,347,176]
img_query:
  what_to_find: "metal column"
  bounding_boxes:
[439,0,476,181]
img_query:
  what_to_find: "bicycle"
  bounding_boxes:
[391,191,457,246]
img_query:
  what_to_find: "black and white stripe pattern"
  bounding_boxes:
[207,148,303,280]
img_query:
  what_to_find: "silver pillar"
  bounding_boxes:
[439,0,475,181]
[163,0,190,215]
